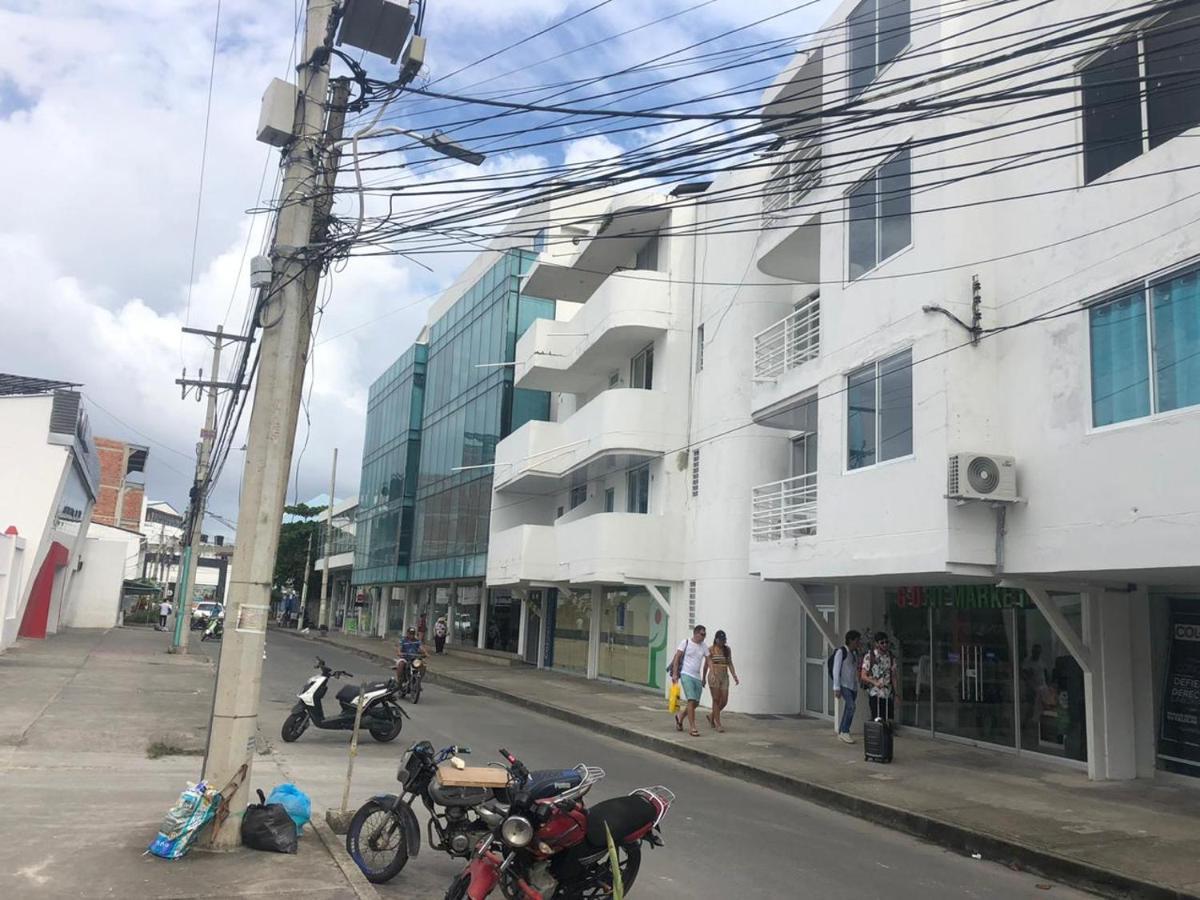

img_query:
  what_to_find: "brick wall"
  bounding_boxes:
[92,437,144,530]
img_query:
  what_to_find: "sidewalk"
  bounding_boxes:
[0,627,376,900]
[302,628,1200,900]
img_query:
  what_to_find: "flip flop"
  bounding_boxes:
[717,725,726,733]
[674,714,684,732]
[705,714,714,729]
[689,730,701,737]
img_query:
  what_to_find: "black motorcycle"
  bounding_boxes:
[397,656,426,704]
[345,741,594,884]
[281,657,408,743]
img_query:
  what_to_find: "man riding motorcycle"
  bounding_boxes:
[394,627,426,688]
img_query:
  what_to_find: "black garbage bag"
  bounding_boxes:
[241,790,299,853]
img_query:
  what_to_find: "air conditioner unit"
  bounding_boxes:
[947,452,1017,502]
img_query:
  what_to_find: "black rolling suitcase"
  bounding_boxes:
[864,718,893,764]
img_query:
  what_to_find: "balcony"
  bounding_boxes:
[522,193,670,302]
[751,473,817,541]
[756,139,821,282]
[753,294,819,380]
[515,273,671,393]
[495,389,682,494]
[488,514,684,587]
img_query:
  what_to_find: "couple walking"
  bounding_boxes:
[670,625,740,737]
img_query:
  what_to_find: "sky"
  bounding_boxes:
[0,0,838,537]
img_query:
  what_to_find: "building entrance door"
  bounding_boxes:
[804,605,835,718]
[524,591,542,666]
[932,606,1016,748]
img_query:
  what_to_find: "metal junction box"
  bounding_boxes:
[257,78,298,147]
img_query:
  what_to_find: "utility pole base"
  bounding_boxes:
[201,711,259,849]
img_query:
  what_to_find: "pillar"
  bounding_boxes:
[587,585,601,679]
[1084,589,1139,780]
[538,592,549,670]
[516,590,528,660]
[477,587,489,650]
[377,586,389,639]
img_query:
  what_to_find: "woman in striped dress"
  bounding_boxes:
[704,630,740,732]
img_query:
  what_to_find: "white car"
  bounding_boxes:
[192,601,224,622]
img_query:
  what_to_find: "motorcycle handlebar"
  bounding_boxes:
[498,748,530,780]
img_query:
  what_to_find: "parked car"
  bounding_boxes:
[190,601,224,630]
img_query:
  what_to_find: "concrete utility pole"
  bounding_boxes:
[201,0,340,848]
[171,327,222,654]
[297,530,313,627]
[318,447,338,630]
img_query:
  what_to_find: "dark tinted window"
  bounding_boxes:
[1145,8,1200,148]
[1081,40,1143,183]
[879,148,912,260]
[848,0,876,97]
[877,0,911,69]
[847,178,876,280]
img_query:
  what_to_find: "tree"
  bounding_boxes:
[273,503,327,593]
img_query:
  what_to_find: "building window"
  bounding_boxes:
[569,471,588,510]
[688,581,697,628]
[1081,8,1200,184]
[603,487,615,512]
[695,324,705,372]
[630,343,654,390]
[691,449,700,497]
[635,231,660,271]
[848,0,910,98]
[847,147,911,280]
[626,464,650,514]
[847,349,913,470]
[1089,264,1200,426]
[533,227,548,253]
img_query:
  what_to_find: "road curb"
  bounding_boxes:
[283,629,1196,900]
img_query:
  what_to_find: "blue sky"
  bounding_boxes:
[0,0,838,531]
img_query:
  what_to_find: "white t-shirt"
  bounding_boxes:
[676,639,709,680]
[159,602,172,617]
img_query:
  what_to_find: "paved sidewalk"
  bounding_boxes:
[300,628,1200,900]
[0,627,376,900]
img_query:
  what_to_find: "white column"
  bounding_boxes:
[1084,589,1139,780]
[587,585,601,679]
[1128,587,1157,778]
[377,587,389,639]
[538,592,548,670]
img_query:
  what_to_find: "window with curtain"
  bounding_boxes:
[847,147,911,280]
[846,349,913,470]
[1089,266,1200,426]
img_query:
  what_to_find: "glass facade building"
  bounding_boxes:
[353,250,554,639]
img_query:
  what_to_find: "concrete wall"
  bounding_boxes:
[66,537,128,628]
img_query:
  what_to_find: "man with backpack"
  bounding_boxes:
[830,630,862,744]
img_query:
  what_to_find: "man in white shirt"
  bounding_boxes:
[158,600,173,630]
[670,624,709,737]
[832,630,862,744]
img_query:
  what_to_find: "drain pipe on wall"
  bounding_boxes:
[993,503,1007,574]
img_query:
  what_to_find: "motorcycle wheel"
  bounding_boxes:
[368,711,404,742]
[556,843,641,900]
[444,872,470,900]
[411,676,422,704]
[346,801,409,884]
[281,711,309,742]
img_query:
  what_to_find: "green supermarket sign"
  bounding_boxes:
[892,585,1033,610]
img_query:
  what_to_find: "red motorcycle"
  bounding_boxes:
[445,749,673,900]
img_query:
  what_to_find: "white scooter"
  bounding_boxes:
[281,657,408,744]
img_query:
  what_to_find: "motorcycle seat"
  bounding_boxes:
[336,682,391,706]
[583,795,657,848]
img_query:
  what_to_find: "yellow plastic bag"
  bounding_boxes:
[667,682,681,714]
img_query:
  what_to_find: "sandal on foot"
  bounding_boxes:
[706,713,714,729]
[689,730,701,737]
[674,715,684,732]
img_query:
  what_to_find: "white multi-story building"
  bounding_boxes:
[486,0,1200,783]
[741,0,1200,782]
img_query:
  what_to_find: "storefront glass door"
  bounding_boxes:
[932,606,1016,748]
[552,588,591,675]
[804,606,835,717]
[524,591,543,666]
[599,586,667,689]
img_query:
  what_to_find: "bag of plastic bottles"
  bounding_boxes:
[148,782,219,860]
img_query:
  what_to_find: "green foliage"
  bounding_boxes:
[604,824,624,900]
[274,504,327,591]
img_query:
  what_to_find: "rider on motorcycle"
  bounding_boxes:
[394,627,426,685]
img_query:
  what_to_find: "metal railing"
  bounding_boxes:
[754,293,820,379]
[762,139,821,226]
[751,473,818,541]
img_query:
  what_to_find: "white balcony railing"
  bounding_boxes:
[762,139,821,227]
[751,473,817,541]
[753,293,820,379]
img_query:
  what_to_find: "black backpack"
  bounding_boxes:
[827,646,847,680]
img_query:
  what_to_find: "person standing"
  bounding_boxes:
[670,625,709,737]
[832,630,862,744]
[158,599,173,630]
[861,631,899,724]
[704,630,739,733]
[433,616,447,654]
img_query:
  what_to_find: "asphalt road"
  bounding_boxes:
[260,631,1091,899]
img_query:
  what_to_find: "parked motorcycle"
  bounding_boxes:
[281,657,408,743]
[346,742,598,884]
[445,749,673,900]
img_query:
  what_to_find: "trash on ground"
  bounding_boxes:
[242,789,299,853]
[971,852,983,860]
[147,781,220,860]
[267,783,312,834]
